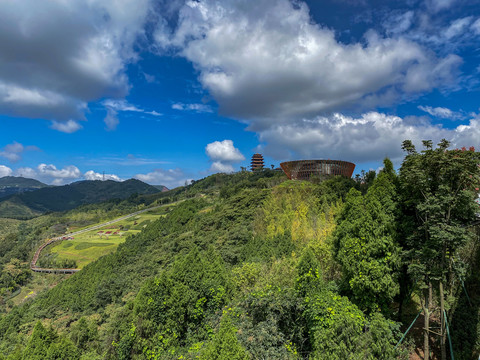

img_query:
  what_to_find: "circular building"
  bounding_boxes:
[280,160,355,180]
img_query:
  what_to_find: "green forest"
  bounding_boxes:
[0,140,479,359]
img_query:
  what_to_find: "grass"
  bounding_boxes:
[39,208,169,269]
[9,272,68,308]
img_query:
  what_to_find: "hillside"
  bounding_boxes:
[0,179,160,219]
[0,158,478,359]
[0,176,48,199]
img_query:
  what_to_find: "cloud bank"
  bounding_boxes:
[0,0,151,132]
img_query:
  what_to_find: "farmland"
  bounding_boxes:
[37,205,172,269]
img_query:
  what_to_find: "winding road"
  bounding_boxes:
[30,204,166,274]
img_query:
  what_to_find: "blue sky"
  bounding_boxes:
[0,0,479,187]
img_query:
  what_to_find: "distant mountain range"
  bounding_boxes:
[0,176,48,199]
[0,177,160,219]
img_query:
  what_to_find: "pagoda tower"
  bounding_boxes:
[251,153,264,171]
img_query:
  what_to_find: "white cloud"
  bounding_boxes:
[84,170,122,181]
[259,112,480,164]
[104,109,119,131]
[134,168,188,188]
[103,99,144,113]
[418,105,463,119]
[0,141,39,163]
[12,164,82,185]
[209,161,234,173]
[205,140,244,173]
[0,0,151,129]
[205,140,245,162]
[172,103,213,113]
[384,11,415,36]
[10,164,126,185]
[444,17,473,39]
[102,99,162,129]
[0,165,13,177]
[14,167,37,179]
[155,0,461,124]
[103,99,162,116]
[427,0,458,12]
[50,120,83,133]
[36,164,82,185]
[472,18,480,35]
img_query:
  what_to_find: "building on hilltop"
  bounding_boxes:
[280,159,355,181]
[251,153,265,171]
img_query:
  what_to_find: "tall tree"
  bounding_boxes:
[399,139,480,359]
[334,158,401,312]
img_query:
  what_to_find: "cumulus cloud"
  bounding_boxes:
[135,168,189,188]
[84,170,122,181]
[10,164,127,185]
[12,164,82,185]
[172,103,213,113]
[0,165,13,177]
[155,0,461,124]
[205,140,245,162]
[205,139,245,173]
[36,164,82,185]
[0,0,151,130]
[259,112,480,164]
[418,105,464,119]
[0,142,39,163]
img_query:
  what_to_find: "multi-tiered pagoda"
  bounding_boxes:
[251,153,264,171]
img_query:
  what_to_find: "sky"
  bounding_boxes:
[0,0,480,188]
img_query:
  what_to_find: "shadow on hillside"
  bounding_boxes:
[449,224,480,360]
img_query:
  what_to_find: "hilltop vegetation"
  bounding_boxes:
[0,141,479,359]
[0,179,160,219]
[0,176,48,199]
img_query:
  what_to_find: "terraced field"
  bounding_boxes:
[37,205,172,269]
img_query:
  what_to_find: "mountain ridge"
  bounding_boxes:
[0,178,160,219]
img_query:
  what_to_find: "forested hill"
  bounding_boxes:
[0,176,48,199]
[0,143,479,359]
[0,178,160,219]
[0,176,47,188]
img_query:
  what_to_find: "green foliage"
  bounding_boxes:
[305,291,404,359]
[295,247,323,297]
[69,317,99,352]
[22,321,56,360]
[131,246,233,357]
[400,140,480,282]
[19,321,80,360]
[45,337,79,360]
[199,315,249,360]
[334,160,401,312]
[237,286,307,359]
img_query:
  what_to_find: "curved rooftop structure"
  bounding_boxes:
[280,160,355,180]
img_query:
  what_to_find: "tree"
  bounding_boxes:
[21,322,56,360]
[199,315,249,360]
[334,158,401,312]
[399,139,480,359]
